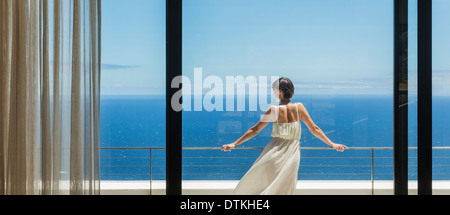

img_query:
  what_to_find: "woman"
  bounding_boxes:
[221,77,348,195]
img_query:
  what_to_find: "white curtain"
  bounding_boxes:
[0,0,101,195]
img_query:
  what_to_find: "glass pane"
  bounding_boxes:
[432,0,450,193]
[100,0,165,194]
[182,0,393,195]
[408,0,418,195]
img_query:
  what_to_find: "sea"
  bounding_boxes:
[99,94,450,181]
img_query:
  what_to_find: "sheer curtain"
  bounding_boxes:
[0,0,101,195]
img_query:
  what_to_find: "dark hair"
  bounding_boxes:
[272,77,294,99]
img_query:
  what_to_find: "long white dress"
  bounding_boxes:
[233,103,301,195]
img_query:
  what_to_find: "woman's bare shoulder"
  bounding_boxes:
[295,102,306,110]
[265,105,276,112]
[295,101,304,106]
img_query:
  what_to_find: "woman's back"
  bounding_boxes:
[272,103,301,123]
[271,103,302,140]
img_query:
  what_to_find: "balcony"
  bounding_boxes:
[99,147,450,195]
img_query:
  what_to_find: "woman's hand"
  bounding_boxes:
[221,143,236,152]
[331,143,348,152]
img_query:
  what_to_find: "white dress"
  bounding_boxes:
[233,103,301,195]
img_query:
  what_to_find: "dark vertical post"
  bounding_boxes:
[393,0,408,195]
[166,0,182,195]
[417,0,432,195]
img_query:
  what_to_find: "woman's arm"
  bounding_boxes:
[221,106,274,151]
[298,103,348,152]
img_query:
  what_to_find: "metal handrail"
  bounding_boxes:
[100,146,450,150]
[99,146,450,195]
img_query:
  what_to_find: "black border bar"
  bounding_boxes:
[166,0,182,195]
[393,0,408,195]
[417,0,432,195]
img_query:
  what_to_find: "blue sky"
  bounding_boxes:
[101,0,450,96]
[101,0,165,95]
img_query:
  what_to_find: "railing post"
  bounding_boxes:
[150,148,152,195]
[371,148,374,195]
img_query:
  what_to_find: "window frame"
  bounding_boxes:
[164,0,433,195]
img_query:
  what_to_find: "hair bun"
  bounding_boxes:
[272,77,294,99]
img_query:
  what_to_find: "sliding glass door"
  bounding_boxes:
[98,0,446,195]
[181,0,394,195]
[100,0,166,194]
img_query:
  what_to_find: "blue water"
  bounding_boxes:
[99,94,450,180]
